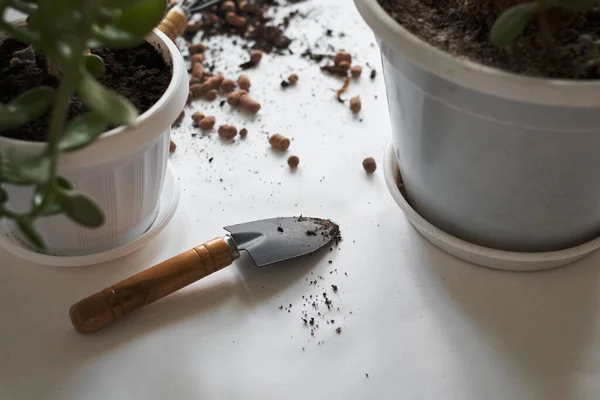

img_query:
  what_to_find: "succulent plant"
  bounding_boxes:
[491,0,598,46]
[0,0,166,249]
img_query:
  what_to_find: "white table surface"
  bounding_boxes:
[2,2,600,399]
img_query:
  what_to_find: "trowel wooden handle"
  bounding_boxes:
[158,6,189,42]
[70,237,233,334]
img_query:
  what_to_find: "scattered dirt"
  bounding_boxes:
[0,40,171,142]
[187,0,296,54]
[377,0,600,79]
[297,216,342,245]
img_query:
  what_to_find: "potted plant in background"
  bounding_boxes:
[355,0,600,270]
[0,0,188,258]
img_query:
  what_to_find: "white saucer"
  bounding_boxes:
[383,143,600,271]
[0,163,181,267]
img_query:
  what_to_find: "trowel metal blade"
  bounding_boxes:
[224,217,340,267]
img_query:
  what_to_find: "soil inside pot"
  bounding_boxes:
[377,0,600,79]
[0,40,172,142]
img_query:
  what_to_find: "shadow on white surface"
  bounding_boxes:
[233,243,335,305]
[409,232,599,399]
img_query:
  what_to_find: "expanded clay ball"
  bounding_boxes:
[203,74,224,91]
[221,79,236,92]
[218,125,237,139]
[191,53,205,65]
[350,96,361,113]
[190,84,204,98]
[269,134,290,151]
[199,116,216,130]
[287,155,299,168]
[240,128,248,137]
[239,93,261,114]
[288,73,298,85]
[338,61,350,72]
[189,43,206,55]
[191,63,204,80]
[191,111,205,124]
[225,12,247,28]
[221,0,236,12]
[204,89,218,101]
[333,51,352,66]
[227,90,247,106]
[351,65,363,78]
[250,50,263,66]
[362,157,376,173]
[238,74,250,91]
[185,21,201,34]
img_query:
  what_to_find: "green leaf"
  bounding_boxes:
[0,87,54,130]
[490,3,541,47]
[84,54,106,78]
[114,0,166,38]
[56,176,73,191]
[76,72,138,127]
[1,150,50,185]
[33,190,61,216]
[11,0,38,14]
[56,189,105,227]
[59,112,109,152]
[91,25,142,48]
[17,217,45,249]
[33,177,73,216]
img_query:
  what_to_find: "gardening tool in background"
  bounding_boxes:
[70,217,340,334]
[159,0,230,41]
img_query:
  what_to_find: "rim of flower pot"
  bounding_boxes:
[354,0,600,108]
[0,25,188,168]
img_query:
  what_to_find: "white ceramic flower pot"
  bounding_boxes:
[355,0,600,253]
[0,28,188,256]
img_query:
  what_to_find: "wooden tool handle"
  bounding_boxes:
[70,238,233,334]
[158,6,189,42]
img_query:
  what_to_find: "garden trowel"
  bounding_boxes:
[70,216,340,334]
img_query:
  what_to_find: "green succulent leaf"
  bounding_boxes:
[59,112,109,152]
[84,53,106,78]
[56,189,105,227]
[17,217,45,249]
[33,177,73,216]
[490,2,541,47]
[33,189,61,216]
[1,150,50,185]
[76,72,138,127]
[91,25,142,48]
[0,87,55,130]
[55,176,73,190]
[114,0,166,38]
[97,7,122,23]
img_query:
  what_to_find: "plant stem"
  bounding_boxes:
[30,72,77,218]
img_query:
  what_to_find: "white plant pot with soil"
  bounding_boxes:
[355,0,600,263]
[0,27,188,256]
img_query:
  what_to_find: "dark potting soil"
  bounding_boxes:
[0,40,172,142]
[377,0,600,79]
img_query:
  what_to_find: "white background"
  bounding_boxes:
[2,2,600,399]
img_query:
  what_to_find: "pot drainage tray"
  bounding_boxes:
[0,162,180,267]
[383,142,600,271]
